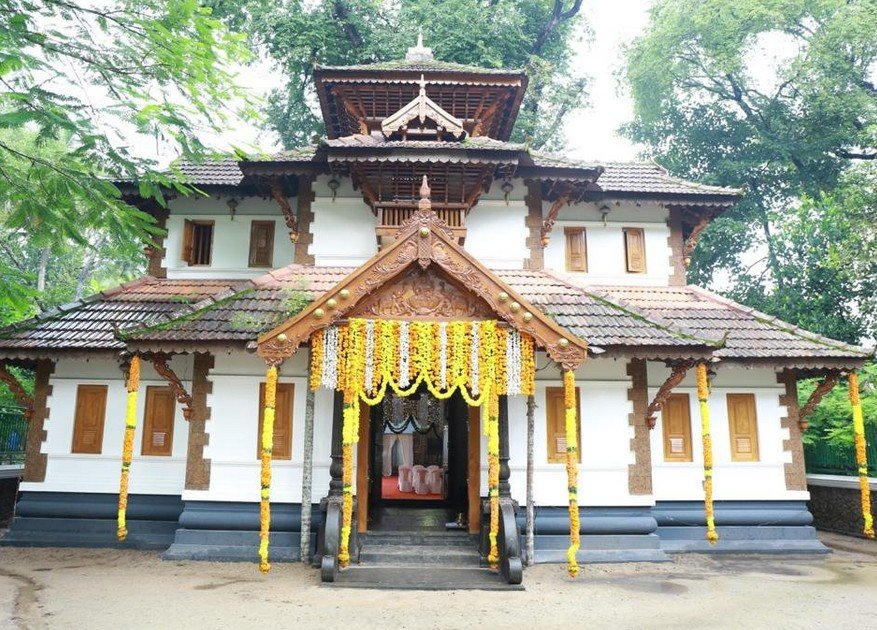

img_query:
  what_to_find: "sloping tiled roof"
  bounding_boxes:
[316,59,522,76]
[0,278,249,354]
[176,158,244,186]
[326,136,525,151]
[127,266,716,353]
[593,285,872,361]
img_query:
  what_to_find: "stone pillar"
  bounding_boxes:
[146,208,170,279]
[523,181,544,271]
[184,353,213,491]
[23,360,54,483]
[294,176,315,265]
[627,359,653,495]
[778,370,807,491]
[667,207,687,287]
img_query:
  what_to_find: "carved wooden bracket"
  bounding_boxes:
[646,361,694,429]
[150,354,195,420]
[540,195,569,246]
[798,370,841,431]
[270,176,299,244]
[0,362,34,420]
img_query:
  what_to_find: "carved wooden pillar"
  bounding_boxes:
[498,395,511,499]
[328,390,344,497]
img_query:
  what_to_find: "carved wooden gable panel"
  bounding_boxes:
[351,266,494,320]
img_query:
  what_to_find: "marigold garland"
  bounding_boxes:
[258,365,278,573]
[696,363,719,544]
[117,354,141,542]
[562,369,580,577]
[487,386,500,569]
[849,372,875,539]
[310,329,323,391]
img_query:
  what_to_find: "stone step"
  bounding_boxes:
[331,566,524,591]
[360,545,482,567]
[363,532,473,547]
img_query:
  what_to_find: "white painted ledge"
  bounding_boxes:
[807,473,877,491]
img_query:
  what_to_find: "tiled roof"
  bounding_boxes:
[128,266,715,353]
[326,135,525,151]
[316,59,521,75]
[592,285,872,361]
[175,157,244,186]
[0,278,249,354]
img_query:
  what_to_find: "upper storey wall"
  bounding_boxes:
[160,178,682,286]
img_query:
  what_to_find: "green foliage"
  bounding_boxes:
[799,363,877,446]
[278,280,310,319]
[208,0,588,150]
[229,311,272,333]
[0,0,256,316]
[623,0,877,343]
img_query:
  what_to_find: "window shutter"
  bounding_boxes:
[727,393,760,462]
[545,386,581,464]
[661,393,692,462]
[564,227,587,272]
[182,219,195,264]
[258,382,294,460]
[624,227,647,273]
[142,386,176,456]
[249,221,275,268]
[72,385,108,454]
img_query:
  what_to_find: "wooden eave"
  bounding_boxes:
[257,202,587,369]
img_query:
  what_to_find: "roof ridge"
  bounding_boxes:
[685,285,873,356]
[538,270,722,347]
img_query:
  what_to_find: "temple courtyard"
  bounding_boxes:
[0,532,873,629]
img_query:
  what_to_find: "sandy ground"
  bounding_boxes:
[0,532,875,630]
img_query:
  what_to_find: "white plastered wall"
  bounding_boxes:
[164,196,297,279]
[20,355,193,495]
[310,175,378,267]
[183,349,334,504]
[648,364,806,502]
[463,185,529,269]
[543,201,673,286]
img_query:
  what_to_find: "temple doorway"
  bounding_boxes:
[365,389,471,531]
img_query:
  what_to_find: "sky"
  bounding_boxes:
[189,0,655,165]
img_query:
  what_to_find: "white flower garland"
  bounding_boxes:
[470,322,480,396]
[506,329,521,396]
[364,319,375,394]
[398,321,410,387]
[322,325,338,390]
[438,322,448,390]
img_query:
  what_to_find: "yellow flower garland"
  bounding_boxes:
[487,386,500,569]
[258,365,278,573]
[849,372,875,539]
[563,369,580,577]
[696,363,719,544]
[117,354,141,542]
[309,329,323,391]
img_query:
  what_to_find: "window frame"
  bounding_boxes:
[623,227,647,274]
[564,226,587,272]
[182,219,215,266]
[248,220,276,268]
[257,382,294,460]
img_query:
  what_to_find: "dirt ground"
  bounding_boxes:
[0,532,875,630]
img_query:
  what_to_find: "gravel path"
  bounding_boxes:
[1,532,875,629]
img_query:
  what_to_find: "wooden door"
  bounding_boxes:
[71,385,108,454]
[467,405,481,535]
[142,386,176,456]
[727,393,759,461]
[357,403,371,533]
[661,393,692,461]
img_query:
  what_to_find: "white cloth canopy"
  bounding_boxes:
[382,433,414,476]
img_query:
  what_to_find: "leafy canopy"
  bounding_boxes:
[207,0,589,150]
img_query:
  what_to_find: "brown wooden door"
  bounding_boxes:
[661,393,692,461]
[564,227,587,272]
[257,383,294,459]
[545,386,581,464]
[727,393,759,461]
[71,385,108,454]
[142,386,176,456]
[624,227,647,273]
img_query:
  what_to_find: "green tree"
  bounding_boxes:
[208,0,589,150]
[0,0,256,310]
[622,0,877,343]
[799,364,877,446]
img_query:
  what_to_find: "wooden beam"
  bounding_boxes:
[798,370,841,431]
[149,354,195,420]
[269,176,300,244]
[646,361,693,429]
[540,195,569,246]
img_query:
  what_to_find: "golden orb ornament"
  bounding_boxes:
[339,289,350,300]
[419,227,430,237]
[497,292,509,302]
[522,312,533,323]
[558,338,570,348]
[326,298,338,310]
[314,308,325,319]
[510,301,521,313]
[277,333,288,343]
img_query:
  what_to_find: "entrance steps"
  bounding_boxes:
[332,530,523,590]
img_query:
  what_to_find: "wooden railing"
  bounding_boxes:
[375,205,466,245]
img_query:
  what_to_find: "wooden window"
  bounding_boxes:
[623,227,647,273]
[257,382,294,460]
[248,220,275,268]
[564,227,587,272]
[71,385,108,454]
[545,386,581,464]
[662,393,693,462]
[142,386,176,456]
[727,393,760,462]
[182,219,214,266]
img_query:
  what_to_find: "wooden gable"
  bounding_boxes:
[257,177,588,370]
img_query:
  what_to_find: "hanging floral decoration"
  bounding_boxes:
[696,362,719,544]
[258,365,278,573]
[563,369,580,577]
[849,371,875,539]
[117,354,141,542]
[308,317,537,570]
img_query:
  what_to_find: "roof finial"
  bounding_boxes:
[419,175,431,210]
[406,28,434,62]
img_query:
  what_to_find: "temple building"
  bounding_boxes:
[0,37,872,586]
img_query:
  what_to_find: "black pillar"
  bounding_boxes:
[328,390,344,497]
[498,395,511,499]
